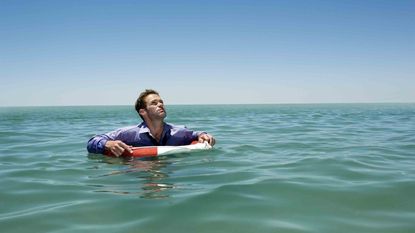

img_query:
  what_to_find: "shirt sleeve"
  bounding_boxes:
[86,135,109,154]
[166,124,204,145]
[192,130,206,141]
[86,127,128,154]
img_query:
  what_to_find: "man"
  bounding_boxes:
[87,89,215,157]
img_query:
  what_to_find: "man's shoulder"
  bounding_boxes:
[165,122,187,129]
[118,124,145,133]
[165,122,193,135]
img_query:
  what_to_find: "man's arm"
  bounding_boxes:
[87,134,110,154]
[87,126,136,155]
[103,140,133,157]
[197,133,216,146]
[167,124,215,146]
[87,134,133,156]
[190,129,215,146]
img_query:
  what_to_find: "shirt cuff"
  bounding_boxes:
[97,138,108,154]
[193,131,206,140]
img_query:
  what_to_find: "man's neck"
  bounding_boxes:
[146,120,165,142]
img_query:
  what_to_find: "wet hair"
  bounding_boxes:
[135,89,159,119]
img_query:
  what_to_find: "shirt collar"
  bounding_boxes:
[138,122,169,134]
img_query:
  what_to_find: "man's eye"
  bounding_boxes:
[151,100,163,105]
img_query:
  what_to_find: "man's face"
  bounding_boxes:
[143,94,166,120]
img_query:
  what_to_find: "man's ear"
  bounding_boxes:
[139,108,146,116]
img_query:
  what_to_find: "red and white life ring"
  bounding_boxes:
[106,141,212,158]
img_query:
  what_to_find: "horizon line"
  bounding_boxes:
[1,101,414,108]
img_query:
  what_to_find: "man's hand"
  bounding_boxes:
[105,140,133,157]
[198,133,216,146]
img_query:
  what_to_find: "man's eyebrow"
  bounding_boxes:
[151,99,163,104]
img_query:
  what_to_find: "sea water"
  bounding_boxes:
[0,104,414,233]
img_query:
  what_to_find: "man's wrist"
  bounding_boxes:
[98,139,109,153]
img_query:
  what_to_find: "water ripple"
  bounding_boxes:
[1,104,415,233]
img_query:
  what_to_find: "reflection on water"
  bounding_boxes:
[88,155,175,199]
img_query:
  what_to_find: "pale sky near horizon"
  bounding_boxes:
[1,0,414,106]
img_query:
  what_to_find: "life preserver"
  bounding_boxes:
[105,141,212,158]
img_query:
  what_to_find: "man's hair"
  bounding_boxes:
[135,89,159,118]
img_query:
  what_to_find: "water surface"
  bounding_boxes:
[1,104,414,232]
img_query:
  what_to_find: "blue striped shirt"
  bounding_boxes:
[87,122,203,154]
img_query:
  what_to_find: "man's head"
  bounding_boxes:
[135,89,166,121]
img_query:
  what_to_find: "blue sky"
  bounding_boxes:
[1,0,414,106]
